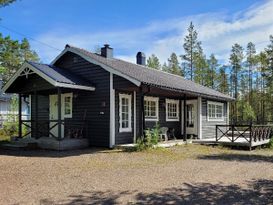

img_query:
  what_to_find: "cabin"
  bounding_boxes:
[3,44,234,150]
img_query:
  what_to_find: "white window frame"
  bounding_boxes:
[207,101,224,121]
[119,93,132,133]
[166,99,180,122]
[62,93,73,118]
[144,96,159,121]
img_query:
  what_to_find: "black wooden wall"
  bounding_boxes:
[54,52,110,147]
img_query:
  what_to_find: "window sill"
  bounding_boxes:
[119,128,132,133]
[207,118,224,122]
[145,118,159,122]
[166,118,180,122]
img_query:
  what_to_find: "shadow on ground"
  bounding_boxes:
[198,153,273,163]
[0,147,114,158]
[40,179,273,205]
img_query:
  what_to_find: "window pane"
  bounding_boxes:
[144,99,157,118]
[64,96,71,115]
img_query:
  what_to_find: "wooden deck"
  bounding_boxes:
[194,124,272,150]
[193,137,270,148]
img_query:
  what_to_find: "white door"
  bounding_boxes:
[181,100,198,136]
[49,95,64,138]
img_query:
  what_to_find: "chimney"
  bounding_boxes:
[136,52,146,65]
[101,44,113,58]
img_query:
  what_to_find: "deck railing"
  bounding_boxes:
[21,120,88,140]
[216,124,272,146]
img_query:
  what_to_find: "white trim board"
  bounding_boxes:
[3,62,95,93]
[165,98,180,122]
[109,73,115,148]
[133,91,136,143]
[197,97,202,139]
[207,101,224,122]
[144,96,159,121]
[119,93,132,133]
[50,47,141,87]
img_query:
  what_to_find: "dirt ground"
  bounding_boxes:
[0,145,272,205]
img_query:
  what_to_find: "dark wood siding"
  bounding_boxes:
[144,96,182,138]
[201,98,228,139]
[31,94,49,137]
[54,52,110,147]
[113,75,139,144]
[8,74,54,94]
[115,91,135,144]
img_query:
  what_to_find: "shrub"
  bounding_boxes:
[267,138,273,149]
[3,121,18,137]
[135,136,146,151]
[135,123,161,151]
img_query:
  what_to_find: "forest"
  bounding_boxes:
[146,22,273,124]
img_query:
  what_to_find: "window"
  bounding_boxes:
[186,104,194,127]
[144,96,159,121]
[63,93,73,118]
[166,99,179,121]
[207,101,224,121]
[119,94,132,132]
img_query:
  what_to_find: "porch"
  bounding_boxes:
[3,61,95,150]
[193,124,272,150]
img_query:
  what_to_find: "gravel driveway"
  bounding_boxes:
[0,145,272,204]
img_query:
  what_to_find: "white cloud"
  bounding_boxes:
[33,0,273,65]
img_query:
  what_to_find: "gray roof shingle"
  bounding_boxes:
[65,45,233,101]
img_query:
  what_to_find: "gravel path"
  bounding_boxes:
[0,145,272,204]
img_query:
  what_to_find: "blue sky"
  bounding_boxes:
[1,0,272,64]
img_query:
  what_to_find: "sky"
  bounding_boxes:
[1,0,273,64]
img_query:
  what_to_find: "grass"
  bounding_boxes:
[0,133,10,145]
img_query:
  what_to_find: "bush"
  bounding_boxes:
[2,121,28,138]
[267,138,273,149]
[135,123,161,151]
[3,121,18,137]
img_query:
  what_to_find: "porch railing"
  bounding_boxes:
[21,120,88,140]
[216,124,272,146]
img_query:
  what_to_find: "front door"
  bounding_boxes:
[182,100,198,136]
[49,95,64,138]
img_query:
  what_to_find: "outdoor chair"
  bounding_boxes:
[167,128,176,140]
[159,127,169,141]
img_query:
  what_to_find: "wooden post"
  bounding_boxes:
[139,87,146,137]
[18,94,22,138]
[57,87,62,140]
[216,125,218,142]
[231,124,234,142]
[183,94,187,141]
[34,91,38,139]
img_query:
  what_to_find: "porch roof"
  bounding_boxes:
[3,61,95,93]
[52,45,234,101]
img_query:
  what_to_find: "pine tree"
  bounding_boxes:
[264,35,273,122]
[217,65,229,94]
[193,42,207,85]
[162,62,169,73]
[147,54,161,70]
[166,53,182,76]
[229,43,244,122]
[207,54,218,88]
[229,43,244,99]
[246,42,256,103]
[182,22,200,81]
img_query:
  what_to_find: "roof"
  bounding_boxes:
[3,61,95,93]
[28,61,93,87]
[52,45,233,101]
